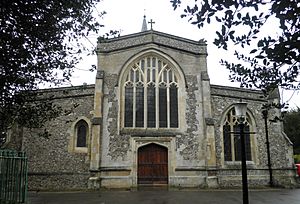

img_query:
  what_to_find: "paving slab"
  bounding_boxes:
[27,188,300,204]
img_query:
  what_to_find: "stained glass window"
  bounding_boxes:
[123,55,180,128]
[170,84,178,128]
[159,86,167,128]
[125,86,133,127]
[223,108,253,161]
[135,86,144,127]
[223,123,232,161]
[147,85,156,127]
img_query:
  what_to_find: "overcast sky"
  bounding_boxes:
[71,0,299,108]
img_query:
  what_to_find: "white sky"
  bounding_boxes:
[71,0,299,108]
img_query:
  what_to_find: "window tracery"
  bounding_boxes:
[223,108,253,162]
[123,55,179,128]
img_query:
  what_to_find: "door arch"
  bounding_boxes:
[137,143,168,185]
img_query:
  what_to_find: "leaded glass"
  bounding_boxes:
[159,87,167,128]
[234,124,241,161]
[152,58,156,67]
[223,124,232,161]
[135,86,144,127]
[141,59,145,71]
[222,108,253,162]
[125,87,133,127]
[245,125,252,161]
[170,84,178,128]
[76,120,88,147]
[123,55,180,129]
[147,85,156,127]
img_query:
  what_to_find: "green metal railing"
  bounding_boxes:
[0,149,28,204]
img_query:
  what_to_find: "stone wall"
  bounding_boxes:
[7,29,297,190]
[95,30,208,188]
[211,85,296,187]
[21,85,95,190]
[98,30,206,55]
[178,75,200,161]
[104,74,131,162]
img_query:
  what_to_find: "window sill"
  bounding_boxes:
[73,147,88,154]
[224,161,256,169]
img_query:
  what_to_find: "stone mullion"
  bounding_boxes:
[166,71,170,128]
[122,85,125,127]
[155,84,159,129]
[155,60,159,129]
[144,84,147,128]
[133,84,136,128]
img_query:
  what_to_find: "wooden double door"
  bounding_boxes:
[138,143,168,185]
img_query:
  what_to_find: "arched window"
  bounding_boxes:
[223,108,253,162]
[123,55,179,128]
[75,120,88,147]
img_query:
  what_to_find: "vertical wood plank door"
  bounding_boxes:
[138,143,168,185]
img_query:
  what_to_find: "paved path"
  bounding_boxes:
[28,189,300,204]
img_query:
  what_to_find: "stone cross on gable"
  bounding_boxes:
[148,19,155,30]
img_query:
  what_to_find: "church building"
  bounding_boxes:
[5,19,296,190]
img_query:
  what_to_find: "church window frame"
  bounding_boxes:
[68,117,90,153]
[75,120,88,148]
[121,53,183,129]
[222,107,257,164]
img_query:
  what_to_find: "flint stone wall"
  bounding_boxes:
[211,85,295,187]
[22,85,95,190]
[98,31,207,168]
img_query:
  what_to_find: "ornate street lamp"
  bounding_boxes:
[234,102,249,204]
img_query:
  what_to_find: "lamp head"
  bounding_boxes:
[234,102,247,123]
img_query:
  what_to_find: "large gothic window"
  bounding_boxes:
[223,108,253,162]
[123,56,179,128]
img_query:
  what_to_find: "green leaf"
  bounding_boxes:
[221,25,226,35]
[215,16,221,22]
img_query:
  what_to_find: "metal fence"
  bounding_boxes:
[0,149,28,204]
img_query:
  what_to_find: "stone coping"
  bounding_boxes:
[97,30,207,55]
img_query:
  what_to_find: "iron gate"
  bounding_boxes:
[0,149,28,204]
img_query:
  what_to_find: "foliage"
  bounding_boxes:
[283,107,300,154]
[0,0,104,146]
[171,0,300,97]
[294,155,300,164]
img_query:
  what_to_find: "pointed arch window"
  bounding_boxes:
[123,56,179,128]
[75,120,88,147]
[223,108,253,162]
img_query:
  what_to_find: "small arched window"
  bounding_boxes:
[223,108,253,162]
[123,55,180,128]
[75,120,88,147]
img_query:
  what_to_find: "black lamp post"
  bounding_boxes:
[262,109,273,187]
[234,102,249,204]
